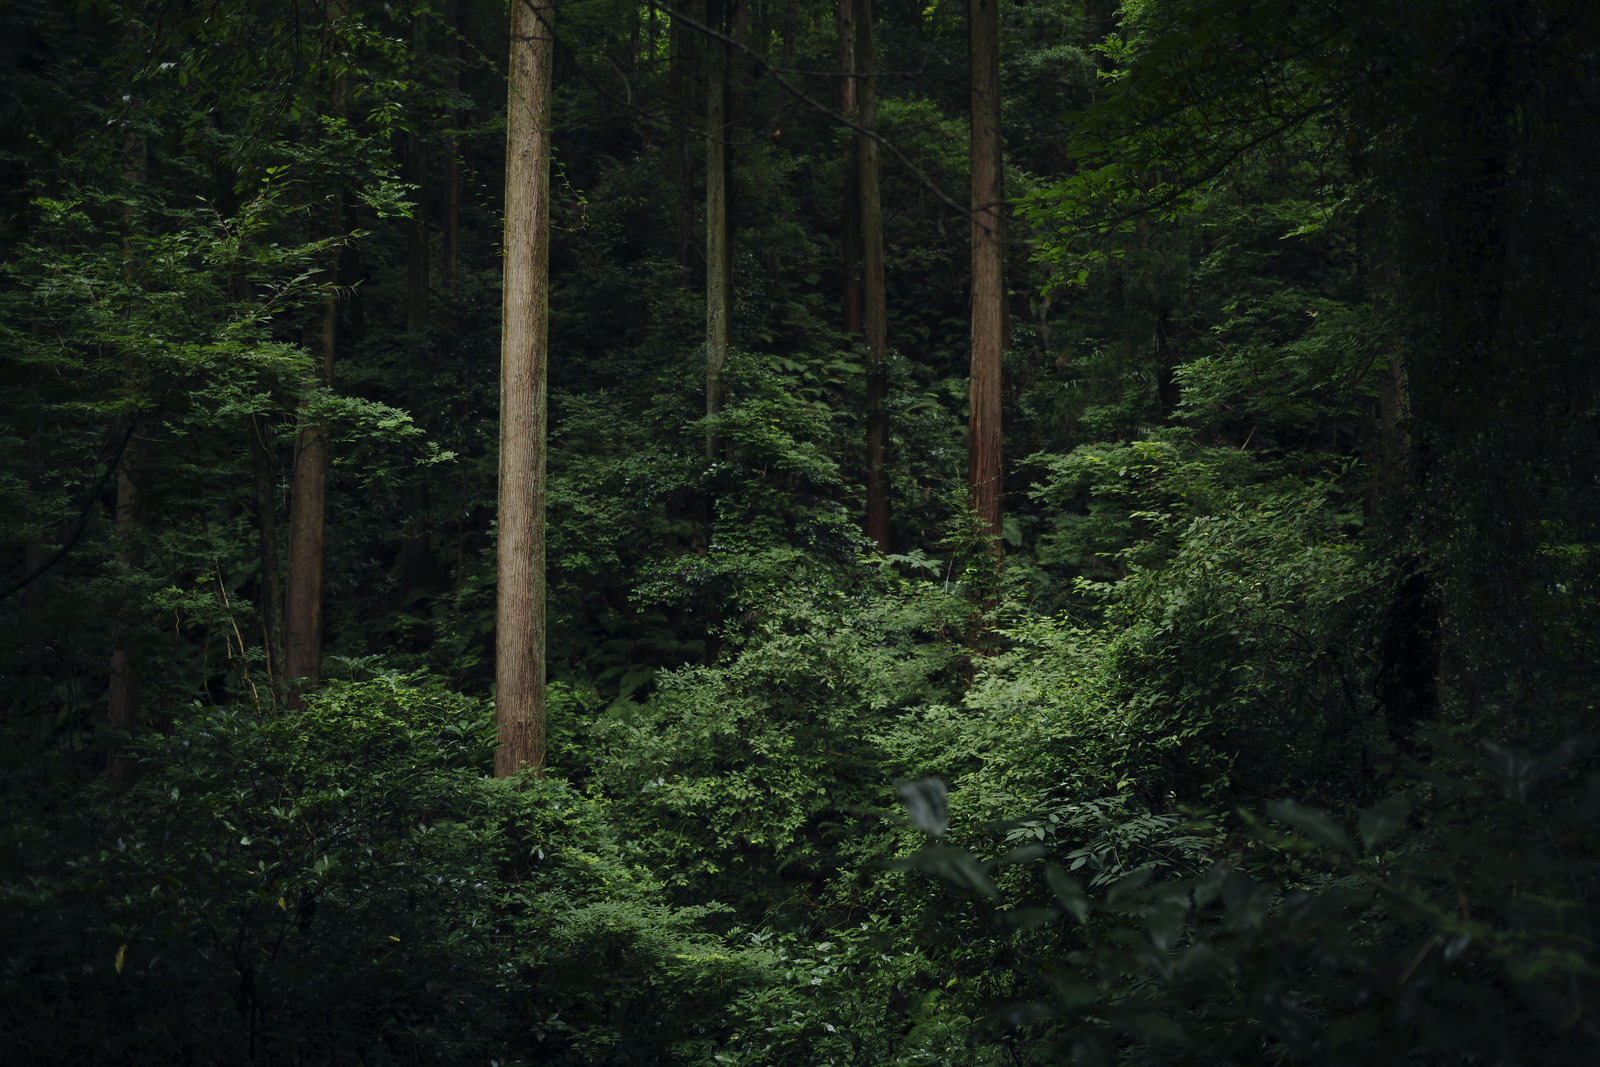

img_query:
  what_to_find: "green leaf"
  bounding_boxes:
[1267,799,1354,857]
[897,777,949,837]
[1357,794,1410,852]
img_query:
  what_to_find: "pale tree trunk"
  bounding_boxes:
[968,0,1005,547]
[495,0,553,778]
[704,0,731,456]
[855,0,890,550]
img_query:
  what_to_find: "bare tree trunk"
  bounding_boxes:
[836,0,861,338]
[495,0,553,778]
[704,0,731,457]
[283,0,349,700]
[855,0,890,550]
[283,280,336,695]
[968,0,1005,547]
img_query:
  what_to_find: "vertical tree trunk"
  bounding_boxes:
[856,0,890,550]
[283,0,349,700]
[495,0,553,778]
[968,0,1005,547]
[704,0,731,457]
[836,0,861,338]
[283,278,336,694]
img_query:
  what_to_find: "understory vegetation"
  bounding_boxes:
[4,0,1598,1063]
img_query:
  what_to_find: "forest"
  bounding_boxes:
[3,0,1598,1062]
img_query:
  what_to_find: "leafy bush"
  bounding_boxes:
[893,733,1600,1066]
[0,675,789,1065]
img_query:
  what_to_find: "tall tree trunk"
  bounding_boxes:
[704,0,731,457]
[495,0,553,778]
[836,0,861,338]
[968,0,1005,547]
[283,0,348,699]
[283,276,336,695]
[855,0,890,550]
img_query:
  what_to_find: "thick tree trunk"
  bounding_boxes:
[968,0,1005,547]
[495,0,553,778]
[855,0,890,551]
[704,0,731,456]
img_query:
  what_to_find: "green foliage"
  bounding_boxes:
[0,676,799,1065]
[895,739,1600,1065]
[594,572,968,913]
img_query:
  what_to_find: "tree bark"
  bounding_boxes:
[283,0,349,700]
[704,0,732,457]
[283,281,336,695]
[968,0,1005,547]
[855,0,891,551]
[836,0,861,338]
[495,0,553,778]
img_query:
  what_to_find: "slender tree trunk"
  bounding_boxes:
[837,0,862,338]
[283,278,336,694]
[283,0,349,699]
[968,0,1005,547]
[704,0,731,457]
[495,0,553,778]
[856,0,890,550]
